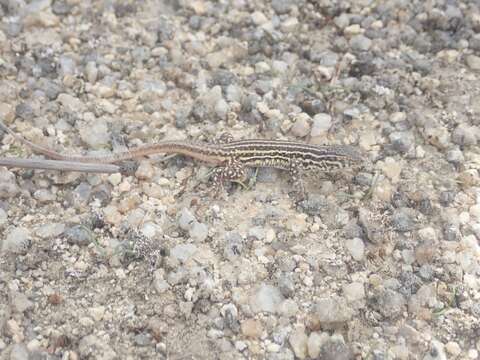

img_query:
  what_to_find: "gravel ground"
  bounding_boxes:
[1,0,480,359]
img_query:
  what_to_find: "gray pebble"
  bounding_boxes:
[358,208,384,244]
[189,221,208,242]
[465,54,480,70]
[277,272,295,298]
[58,93,86,113]
[310,49,339,66]
[439,191,455,207]
[343,107,361,119]
[452,125,478,146]
[418,264,434,281]
[399,271,423,295]
[188,15,202,30]
[255,168,279,183]
[85,61,98,83]
[191,101,209,122]
[170,243,197,263]
[153,270,170,293]
[272,0,292,14]
[138,80,167,96]
[250,284,284,313]
[302,98,326,115]
[33,189,56,203]
[5,21,23,37]
[212,69,237,87]
[470,34,480,51]
[267,349,295,360]
[276,254,296,272]
[345,238,365,261]
[36,222,65,239]
[291,113,311,138]
[312,297,354,326]
[343,221,364,239]
[222,303,240,333]
[134,333,151,346]
[391,208,416,232]
[72,182,92,203]
[289,328,308,359]
[11,291,33,313]
[311,113,332,137]
[370,289,405,319]
[58,55,77,76]
[389,131,414,154]
[52,0,72,15]
[226,84,243,102]
[167,267,188,285]
[174,106,191,129]
[318,335,353,360]
[446,148,464,165]
[248,226,265,240]
[214,98,229,120]
[177,208,196,231]
[443,223,460,241]
[2,227,31,254]
[350,34,372,52]
[353,172,373,186]
[15,103,34,121]
[10,343,29,360]
[334,13,350,29]
[423,340,447,360]
[78,334,117,360]
[0,208,6,227]
[224,231,244,260]
[65,225,94,246]
[297,194,327,216]
[36,78,62,100]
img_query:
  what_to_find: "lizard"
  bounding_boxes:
[0,121,366,200]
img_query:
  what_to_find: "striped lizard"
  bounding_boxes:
[0,122,365,200]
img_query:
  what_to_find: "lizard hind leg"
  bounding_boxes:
[210,158,247,197]
[288,159,306,202]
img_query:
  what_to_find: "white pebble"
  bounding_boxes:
[311,113,332,137]
[345,238,365,261]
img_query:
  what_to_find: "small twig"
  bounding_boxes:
[0,157,121,173]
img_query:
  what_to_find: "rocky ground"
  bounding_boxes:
[1,0,480,359]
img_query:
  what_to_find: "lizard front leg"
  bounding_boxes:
[216,132,235,144]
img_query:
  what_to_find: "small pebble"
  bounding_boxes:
[2,227,31,254]
[349,34,372,51]
[466,55,480,70]
[289,328,308,359]
[250,284,284,314]
[35,222,65,239]
[189,222,208,242]
[10,343,30,360]
[311,113,332,137]
[290,113,311,138]
[241,319,263,339]
[170,243,198,263]
[345,238,365,261]
[343,282,365,303]
[0,169,20,199]
[178,208,196,231]
[0,208,7,227]
[307,332,329,358]
[445,341,461,357]
[65,225,94,246]
[311,297,353,326]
